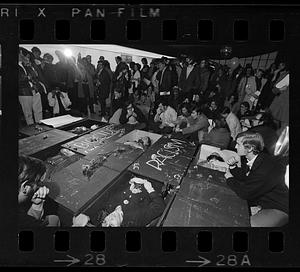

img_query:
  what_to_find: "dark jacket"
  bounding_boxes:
[122,191,165,227]
[18,208,47,228]
[157,68,174,93]
[179,65,200,95]
[43,63,58,91]
[19,64,33,96]
[203,127,231,149]
[55,61,69,91]
[119,104,146,125]
[96,69,111,99]
[226,153,288,214]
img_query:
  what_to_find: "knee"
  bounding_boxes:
[46,215,61,227]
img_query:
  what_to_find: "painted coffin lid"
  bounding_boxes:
[43,160,119,214]
[84,141,144,173]
[129,135,197,185]
[61,124,123,155]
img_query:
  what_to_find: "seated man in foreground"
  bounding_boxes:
[224,131,288,227]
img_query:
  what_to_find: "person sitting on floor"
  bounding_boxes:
[236,101,252,120]
[152,98,177,134]
[174,102,191,130]
[224,131,289,227]
[202,117,231,149]
[124,136,152,150]
[119,100,147,130]
[175,105,209,143]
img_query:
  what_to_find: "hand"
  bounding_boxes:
[224,169,233,179]
[31,186,49,205]
[175,127,181,133]
[159,124,165,129]
[72,214,90,227]
[143,181,155,193]
[226,156,239,166]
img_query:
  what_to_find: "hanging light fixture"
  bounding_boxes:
[220,45,232,58]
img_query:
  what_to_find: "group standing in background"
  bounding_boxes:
[18,46,289,141]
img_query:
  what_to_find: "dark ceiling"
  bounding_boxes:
[125,42,286,60]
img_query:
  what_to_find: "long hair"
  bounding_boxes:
[18,155,46,189]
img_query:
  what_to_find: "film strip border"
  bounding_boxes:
[0,5,299,43]
[17,229,287,267]
[1,3,299,267]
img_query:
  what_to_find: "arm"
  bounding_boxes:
[61,92,72,108]
[134,106,146,123]
[47,92,56,107]
[163,109,177,127]
[226,162,280,200]
[182,116,208,135]
[27,203,44,220]
[154,110,162,123]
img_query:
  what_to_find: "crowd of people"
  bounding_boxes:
[18,45,289,228]
[18,46,289,139]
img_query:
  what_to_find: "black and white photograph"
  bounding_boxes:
[17,43,289,228]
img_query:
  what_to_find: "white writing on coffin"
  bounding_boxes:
[146,138,187,171]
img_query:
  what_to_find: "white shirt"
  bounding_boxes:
[186,64,194,79]
[246,155,258,170]
[158,106,177,127]
[226,112,242,140]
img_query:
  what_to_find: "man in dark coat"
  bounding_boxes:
[178,56,200,102]
[224,131,288,227]
[96,61,111,116]
[156,59,174,105]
